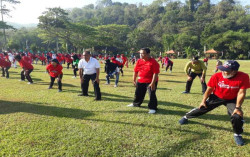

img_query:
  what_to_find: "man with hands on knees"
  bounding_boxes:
[183,56,207,94]
[179,60,249,146]
[78,51,101,101]
[127,48,160,114]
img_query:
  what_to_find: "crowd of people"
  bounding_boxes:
[0,48,249,146]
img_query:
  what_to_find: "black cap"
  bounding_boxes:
[218,60,240,71]
[51,59,59,64]
[192,56,199,61]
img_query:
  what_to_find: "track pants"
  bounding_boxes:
[185,94,244,134]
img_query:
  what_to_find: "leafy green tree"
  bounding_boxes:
[0,0,20,49]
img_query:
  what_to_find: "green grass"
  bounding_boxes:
[0,59,250,156]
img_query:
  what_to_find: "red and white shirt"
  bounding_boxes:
[134,58,160,83]
[46,64,63,77]
[208,72,250,100]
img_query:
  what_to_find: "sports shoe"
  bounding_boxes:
[72,76,76,79]
[27,82,33,85]
[179,117,188,125]
[127,103,135,107]
[48,87,52,89]
[58,89,62,92]
[234,135,244,146]
[114,85,118,88]
[182,91,190,94]
[105,82,109,85]
[148,110,156,114]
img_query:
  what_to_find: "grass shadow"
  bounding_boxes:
[0,100,94,119]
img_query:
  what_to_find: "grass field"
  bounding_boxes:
[0,59,250,156]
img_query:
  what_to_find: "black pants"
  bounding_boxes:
[72,65,78,77]
[81,73,101,100]
[133,82,158,110]
[2,67,10,78]
[41,60,45,65]
[21,69,33,83]
[120,65,124,76]
[166,63,173,71]
[50,74,63,90]
[185,72,207,93]
[67,63,71,69]
[185,94,244,134]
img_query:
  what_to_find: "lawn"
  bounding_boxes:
[0,59,249,156]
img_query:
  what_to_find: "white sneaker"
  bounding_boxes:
[127,103,135,107]
[27,82,33,85]
[114,85,118,88]
[148,110,156,114]
[72,76,76,78]
[19,80,25,82]
[105,82,109,85]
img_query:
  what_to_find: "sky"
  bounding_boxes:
[5,0,250,24]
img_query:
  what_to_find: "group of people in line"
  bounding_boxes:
[0,48,249,146]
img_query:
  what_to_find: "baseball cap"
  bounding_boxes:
[192,56,199,61]
[52,59,59,64]
[218,60,240,71]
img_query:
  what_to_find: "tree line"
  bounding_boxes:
[0,0,250,59]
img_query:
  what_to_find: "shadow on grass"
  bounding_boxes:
[166,80,186,83]
[0,100,94,119]
[36,82,78,88]
[189,121,250,136]
[156,130,211,156]
[9,71,18,74]
[116,103,250,124]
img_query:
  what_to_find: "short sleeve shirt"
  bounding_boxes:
[134,58,160,83]
[19,59,34,70]
[78,57,100,75]
[208,72,250,100]
[46,64,63,77]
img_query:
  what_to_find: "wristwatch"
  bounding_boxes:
[235,107,242,110]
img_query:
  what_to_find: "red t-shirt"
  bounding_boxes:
[0,59,11,67]
[121,56,128,65]
[19,59,34,70]
[46,64,63,77]
[208,72,250,100]
[134,58,160,83]
[22,56,32,63]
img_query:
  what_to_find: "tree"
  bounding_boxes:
[38,7,69,52]
[96,24,130,52]
[0,0,20,49]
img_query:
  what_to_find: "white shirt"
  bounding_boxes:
[78,57,100,75]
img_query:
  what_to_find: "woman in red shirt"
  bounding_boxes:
[46,59,63,92]
[14,55,34,84]
[0,57,11,78]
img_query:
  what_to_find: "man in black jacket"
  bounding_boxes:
[105,59,120,87]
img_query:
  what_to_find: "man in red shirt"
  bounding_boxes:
[179,60,249,146]
[14,55,34,84]
[0,57,11,78]
[46,59,63,92]
[127,48,160,114]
